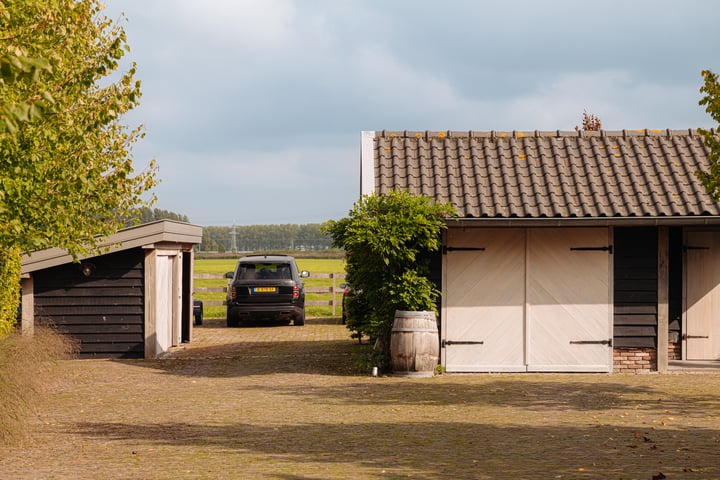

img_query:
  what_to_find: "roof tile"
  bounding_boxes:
[373,129,720,219]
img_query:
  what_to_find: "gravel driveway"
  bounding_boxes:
[1,317,719,479]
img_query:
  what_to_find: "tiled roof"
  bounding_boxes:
[372,129,720,221]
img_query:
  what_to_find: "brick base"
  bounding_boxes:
[668,342,681,360]
[613,348,657,373]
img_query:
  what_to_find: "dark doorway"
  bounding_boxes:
[181,252,192,343]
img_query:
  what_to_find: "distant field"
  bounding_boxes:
[194,257,346,319]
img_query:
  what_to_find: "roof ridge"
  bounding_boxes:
[376,129,713,139]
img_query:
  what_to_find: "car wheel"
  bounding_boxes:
[194,310,203,326]
[227,312,239,328]
[294,311,305,326]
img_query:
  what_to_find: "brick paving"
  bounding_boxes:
[178,317,350,355]
[1,318,719,479]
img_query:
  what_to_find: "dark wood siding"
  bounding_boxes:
[34,248,144,358]
[614,228,657,348]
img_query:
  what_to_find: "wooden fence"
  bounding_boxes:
[194,272,346,315]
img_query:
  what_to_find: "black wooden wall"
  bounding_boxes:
[613,228,658,348]
[34,248,145,358]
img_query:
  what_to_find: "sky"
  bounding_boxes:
[103,0,720,226]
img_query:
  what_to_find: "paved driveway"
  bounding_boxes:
[1,317,719,479]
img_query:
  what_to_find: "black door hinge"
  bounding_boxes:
[570,246,613,254]
[443,246,486,254]
[442,339,484,347]
[569,339,612,346]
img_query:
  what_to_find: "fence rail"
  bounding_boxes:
[194,272,346,315]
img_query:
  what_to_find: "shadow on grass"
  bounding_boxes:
[68,419,720,479]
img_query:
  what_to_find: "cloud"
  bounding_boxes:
[144,142,358,225]
[102,0,720,226]
[503,71,710,131]
[174,0,298,47]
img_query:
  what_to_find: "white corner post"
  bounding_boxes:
[360,131,376,197]
[21,275,34,336]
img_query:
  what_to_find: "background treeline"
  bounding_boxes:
[201,224,333,252]
[128,208,334,252]
[126,207,190,226]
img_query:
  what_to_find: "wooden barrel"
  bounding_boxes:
[390,310,439,377]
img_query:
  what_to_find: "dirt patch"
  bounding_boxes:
[1,318,719,479]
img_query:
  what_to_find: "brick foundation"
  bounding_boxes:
[668,342,681,361]
[613,348,657,373]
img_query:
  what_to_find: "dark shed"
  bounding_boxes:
[21,220,203,359]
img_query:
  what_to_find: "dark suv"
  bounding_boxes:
[224,255,309,327]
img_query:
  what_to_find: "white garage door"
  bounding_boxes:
[526,228,612,372]
[444,229,526,372]
[154,254,174,353]
[685,231,720,361]
[443,227,612,373]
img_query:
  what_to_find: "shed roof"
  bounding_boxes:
[362,129,720,226]
[21,220,203,274]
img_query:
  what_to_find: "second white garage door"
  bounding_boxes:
[443,227,612,373]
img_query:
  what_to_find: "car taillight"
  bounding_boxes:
[293,284,299,300]
[231,285,236,300]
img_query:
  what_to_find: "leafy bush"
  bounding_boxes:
[0,248,21,337]
[323,191,455,366]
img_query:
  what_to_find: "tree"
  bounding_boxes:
[323,191,456,365]
[127,207,190,226]
[697,69,720,200]
[0,0,157,334]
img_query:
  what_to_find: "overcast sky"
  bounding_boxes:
[104,0,720,226]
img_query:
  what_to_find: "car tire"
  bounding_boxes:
[194,310,203,326]
[294,311,305,326]
[227,312,239,328]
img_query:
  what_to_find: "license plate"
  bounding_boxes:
[253,287,277,293]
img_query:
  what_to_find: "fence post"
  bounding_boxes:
[331,272,337,316]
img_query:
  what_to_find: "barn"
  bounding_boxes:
[362,129,720,373]
[20,220,203,359]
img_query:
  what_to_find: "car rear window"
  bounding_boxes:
[237,263,292,280]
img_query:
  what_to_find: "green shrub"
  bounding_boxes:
[323,191,455,366]
[0,248,21,338]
